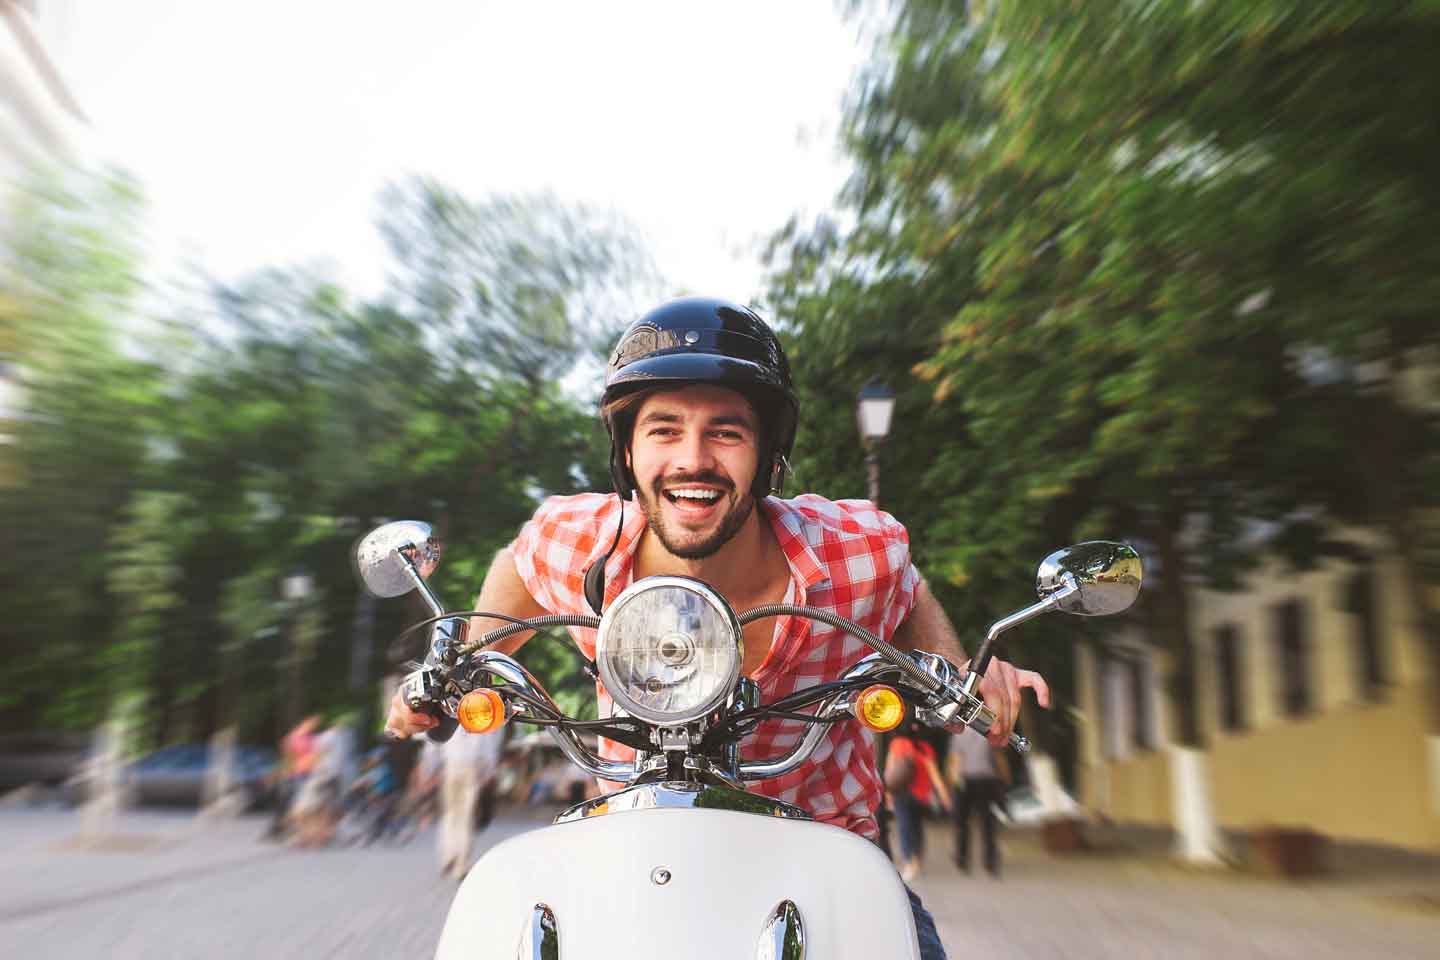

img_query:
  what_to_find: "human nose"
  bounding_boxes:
[669,430,717,475]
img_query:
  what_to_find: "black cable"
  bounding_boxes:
[395,609,541,643]
[458,613,602,653]
[740,603,943,693]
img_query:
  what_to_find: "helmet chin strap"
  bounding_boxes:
[583,497,625,615]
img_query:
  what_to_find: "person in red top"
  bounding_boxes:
[885,719,952,883]
[386,297,1049,960]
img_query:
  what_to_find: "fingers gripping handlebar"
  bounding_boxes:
[737,604,1030,753]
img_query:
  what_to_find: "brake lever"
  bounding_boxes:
[919,680,1030,754]
[398,665,459,743]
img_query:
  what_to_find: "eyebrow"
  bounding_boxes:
[636,410,755,430]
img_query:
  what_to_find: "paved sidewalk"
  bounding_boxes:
[2,807,1437,958]
[910,820,1440,959]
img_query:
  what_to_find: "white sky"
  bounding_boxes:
[55,0,867,304]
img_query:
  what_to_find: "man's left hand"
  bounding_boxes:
[967,658,1050,747]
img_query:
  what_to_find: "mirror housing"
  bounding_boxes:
[1036,541,1142,616]
[355,520,441,598]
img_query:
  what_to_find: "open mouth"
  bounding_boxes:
[662,486,726,516]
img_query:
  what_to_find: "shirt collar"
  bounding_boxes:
[758,497,829,592]
[601,495,829,606]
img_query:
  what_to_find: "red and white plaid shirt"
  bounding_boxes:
[509,492,921,838]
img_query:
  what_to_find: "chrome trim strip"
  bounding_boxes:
[554,781,812,824]
[757,900,805,960]
[516,903,557,960]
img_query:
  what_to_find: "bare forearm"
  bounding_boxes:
[891,578,969,666]
[466,548,549,656]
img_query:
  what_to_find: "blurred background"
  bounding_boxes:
[2,1,1438,957]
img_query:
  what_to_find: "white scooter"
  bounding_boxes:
[354,522,1142,958]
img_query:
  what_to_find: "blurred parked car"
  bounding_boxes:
[63,743,278,810]
[0,732,92,792]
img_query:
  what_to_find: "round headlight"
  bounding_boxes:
[594,576,742,726]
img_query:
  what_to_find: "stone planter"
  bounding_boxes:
[1041,816,1087,853]
[1250,827,1329,878]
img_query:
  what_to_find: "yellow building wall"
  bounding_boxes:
[1075,540,1440,852]
[1100,749,1173,826]
[1209,684,1439,850]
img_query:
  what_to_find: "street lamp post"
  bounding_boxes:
[856,378,897,505]
[855,377,899,858]
[282,570,314,727]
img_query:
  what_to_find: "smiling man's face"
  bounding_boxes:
[627,384,762,560]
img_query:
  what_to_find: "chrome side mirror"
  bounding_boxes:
[1036,541,1142,616]
[355,520,441,598]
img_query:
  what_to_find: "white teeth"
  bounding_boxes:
[669,488,720,501]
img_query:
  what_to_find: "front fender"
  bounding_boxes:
[436,806,919,959]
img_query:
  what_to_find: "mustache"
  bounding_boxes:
[652,471,734,494]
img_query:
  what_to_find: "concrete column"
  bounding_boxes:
[1168,745,1228,864]
[1074,644,1106,814]
[1246,594,1278,731]
[79,710,129,838]
[1311,563,1352,712]
[1429,736,1440,818]
[1026,751,1075,817]
[201,725,242,818]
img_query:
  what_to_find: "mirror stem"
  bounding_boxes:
[396,549,445,620]
[962,579,1079,695]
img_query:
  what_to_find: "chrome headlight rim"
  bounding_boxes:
[594,575,743,726]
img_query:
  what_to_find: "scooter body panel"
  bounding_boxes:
[435,806,920,959]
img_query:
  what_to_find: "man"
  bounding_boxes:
[265,713,319,842]
[436,722,505,879]
[386,297,1049,959]
[948,726,1010,877]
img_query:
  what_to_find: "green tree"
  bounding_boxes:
[377,178,661,389]
[0,169,164,731]
[769,0,1440,750]
[2,173,636,747]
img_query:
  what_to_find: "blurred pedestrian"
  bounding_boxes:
[406,738,444,838]
[885,719,951,883]
[948,726,1010,877]
[437,728,505,880]
[291,714,353,847]
[264,713,320,841]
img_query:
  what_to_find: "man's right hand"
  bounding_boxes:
[384,690,438,739]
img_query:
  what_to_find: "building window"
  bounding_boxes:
[1274,599,1311,717]
[1214,623,1246,732]
[1128,657,1153,750]
[1343,566,1386,699]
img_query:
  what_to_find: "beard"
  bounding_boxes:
[636,471,755,560]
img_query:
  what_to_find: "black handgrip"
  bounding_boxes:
[969,638,999,683]
[425,712,459,743]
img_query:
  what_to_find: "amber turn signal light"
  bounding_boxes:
[854,684,905,732]
[456,688,507,734]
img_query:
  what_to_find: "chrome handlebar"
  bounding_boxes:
[462,652,635,783]
[409,604,1027,783]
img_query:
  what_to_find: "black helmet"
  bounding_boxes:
[601,296,799,500]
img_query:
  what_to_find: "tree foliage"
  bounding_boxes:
[769,0,1440,746]
[1,171,636,748]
